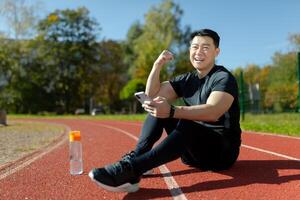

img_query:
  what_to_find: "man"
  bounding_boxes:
[89,29,241,193]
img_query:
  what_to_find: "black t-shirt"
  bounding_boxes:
[169,65,241,144]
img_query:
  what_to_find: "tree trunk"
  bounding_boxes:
[0,110,7,126]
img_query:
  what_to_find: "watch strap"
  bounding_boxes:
[169,105,175,118]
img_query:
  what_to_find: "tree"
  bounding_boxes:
[0,0,42,39]
[171,25,192,76]
[122,21,143,74]
[233,32,300,113]
[93,40,128,113]
[130,0,183,81]
[243,64,261,84]
[289,33,300,51]
[264,52,297,111]
[119,0,188,113]
[264,34,300,112]
[0,38,25,113]
[0,0,42,113]
[120,79,145,113]
[32,7,101,113]
[258,65,271,111]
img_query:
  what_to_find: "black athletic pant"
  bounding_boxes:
[132,114,240,175]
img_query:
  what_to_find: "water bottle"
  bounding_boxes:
[69,131,83,175]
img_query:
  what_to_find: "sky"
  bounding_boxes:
[0,0,299,70]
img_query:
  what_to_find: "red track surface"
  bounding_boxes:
[0,119,300,200]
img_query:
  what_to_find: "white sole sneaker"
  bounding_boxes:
[143,169,154,175]
[88,170,139,193]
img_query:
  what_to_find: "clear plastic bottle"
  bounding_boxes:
[69,131,83,175]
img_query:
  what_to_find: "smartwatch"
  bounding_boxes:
[169,105,175,118]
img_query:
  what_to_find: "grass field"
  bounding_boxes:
[7,113,300,136]
[241,113,300,136]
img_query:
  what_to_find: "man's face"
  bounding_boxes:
[189,36,220,72]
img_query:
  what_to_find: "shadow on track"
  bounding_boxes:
[123,160,300,199]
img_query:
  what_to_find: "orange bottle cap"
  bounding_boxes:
[69,131,81,141]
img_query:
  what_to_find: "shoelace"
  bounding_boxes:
[108,157,133,176]
[121,151,135,160]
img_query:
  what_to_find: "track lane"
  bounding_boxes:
[1,119,300,200]
[242,131,300,158]
[0,120,173,200]
[83,120,187,200]
[96,120,300,200]
[165,147,300,200]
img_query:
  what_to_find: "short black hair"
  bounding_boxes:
[190,29,220,48]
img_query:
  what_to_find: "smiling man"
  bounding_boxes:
[89,29,242,193]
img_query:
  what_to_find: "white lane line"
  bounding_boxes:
[242,144,300,161]
[87,122,187,200]
[97,121,300,197]
[102,120,142,127]
[158,165,188,200]
[116,122,300,161]
[110,121,300,141]
[243,131,300,140]
[0,123,70,181]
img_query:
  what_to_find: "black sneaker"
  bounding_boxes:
[121,151,154,175]
[121,151,136,160]
[89,158,141,193]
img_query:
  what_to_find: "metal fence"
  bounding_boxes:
[239,52,300,119]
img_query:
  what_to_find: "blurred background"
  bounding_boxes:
[0,0,299,116]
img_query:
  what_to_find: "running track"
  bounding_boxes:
[0,119,300,200]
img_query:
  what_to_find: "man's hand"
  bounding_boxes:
[153,50,174,68]
[142,96,171,118]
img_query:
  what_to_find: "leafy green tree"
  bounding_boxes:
[130,0,183,81]
[19,39,59,113]
[0,38,61,114]
[0,38,21,111]
[93,40,128,113]
[120,79,145,113]
[0,0,42,113]
[265,52,297,111]
[258,65,271,111]
[171,24,192,75]
[0,38,38,113]
[119,0,191,113]
[233,33,299,113]
[122,21,143,75]
[263,34,300,112]
[243,64,261,84]
[120,0,186,113]
[33,7,101,113]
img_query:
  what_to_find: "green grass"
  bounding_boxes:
[8,113,300,137]
[241,113,300,136]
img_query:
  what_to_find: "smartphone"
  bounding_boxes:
[134,91,151,104]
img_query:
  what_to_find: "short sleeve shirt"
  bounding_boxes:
[169,65,241,143]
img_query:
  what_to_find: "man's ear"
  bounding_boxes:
[215,48,220,57]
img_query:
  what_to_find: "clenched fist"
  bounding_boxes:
[153,50,174,68]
